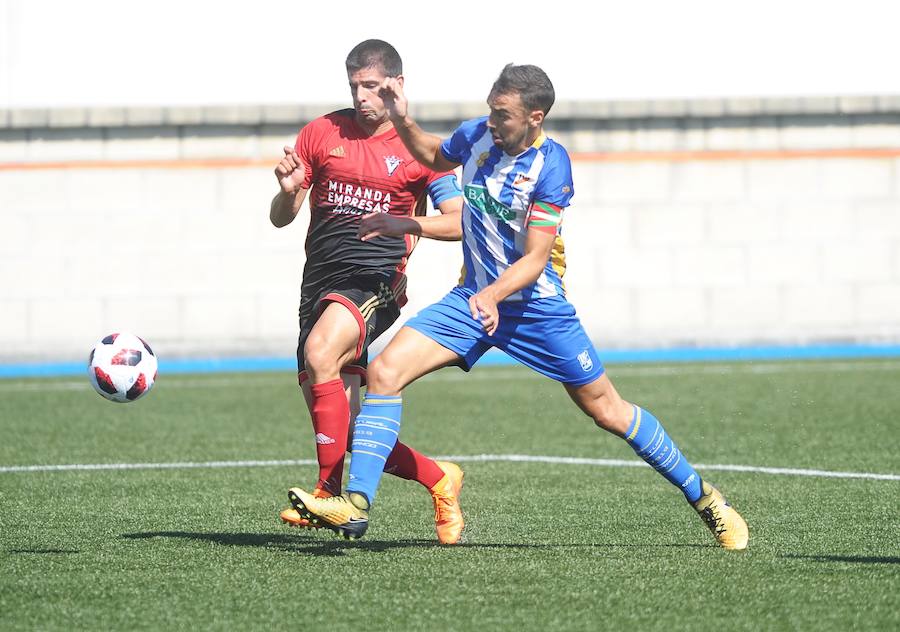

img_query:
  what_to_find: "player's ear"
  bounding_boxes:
[395,75,404,88]
[529,109,544,128]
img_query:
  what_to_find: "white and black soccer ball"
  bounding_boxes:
[87,332,158,403]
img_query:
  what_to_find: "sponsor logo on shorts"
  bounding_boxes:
[577,349,593,372]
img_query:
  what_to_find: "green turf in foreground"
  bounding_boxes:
[1,360,898,630]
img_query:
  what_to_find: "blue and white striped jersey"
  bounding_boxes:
[440,116,574,301]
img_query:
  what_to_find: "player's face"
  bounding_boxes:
[348,66,396,128]
[486,91,544,155]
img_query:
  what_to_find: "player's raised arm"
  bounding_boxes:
[380,77,459,173]
[269,146,310,228]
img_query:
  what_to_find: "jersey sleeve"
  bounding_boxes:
[531,143,575,208]
[527,143,574,234]
[439,116,489,165]
[425,173,462,206]
[292,122,319,189]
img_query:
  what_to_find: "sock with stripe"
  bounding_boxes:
[384,442,444,489]
[624,405,703,503]
[309,379,350,495]
[346,394,402,506]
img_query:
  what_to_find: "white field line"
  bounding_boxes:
[2,359,900,393]
[1,454,897,481]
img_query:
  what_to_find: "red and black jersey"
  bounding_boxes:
[294,109,452,313]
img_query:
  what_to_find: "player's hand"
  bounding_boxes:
[379,77,408,122]
[469,290,500,336]
[275,146,308,194]
[358,212,418,241]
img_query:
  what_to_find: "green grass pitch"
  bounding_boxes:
[1,360,898,630]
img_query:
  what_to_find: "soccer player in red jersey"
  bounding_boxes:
[269,40,465,544]
[289,63,749,551]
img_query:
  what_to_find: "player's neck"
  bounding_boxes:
[523,127,543,150]
[355,115,394,137]
[506,127,544,156]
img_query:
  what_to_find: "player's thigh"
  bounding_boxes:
[497,297,604,385]
[401,286,492,372]
[367,326,463,394]
[304,300,368,369]
[563,374,632,435]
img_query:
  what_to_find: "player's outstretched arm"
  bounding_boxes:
[425,195,464,240]
[358,195,462,242]
[469,228,555,335]
[270,146,310,227]
[380,77,459,173]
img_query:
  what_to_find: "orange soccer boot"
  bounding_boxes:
[430,461,465,544]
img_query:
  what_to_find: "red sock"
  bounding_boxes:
[384,441,444,489]
[309,379,350,495]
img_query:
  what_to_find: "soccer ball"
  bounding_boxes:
[87,332,158,403]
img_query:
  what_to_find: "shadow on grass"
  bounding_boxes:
[121,530,519,556]
[6,549,80,555]
[120,531,711,556]
[781,554,900,565]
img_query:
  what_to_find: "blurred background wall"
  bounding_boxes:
[1,0,898,363]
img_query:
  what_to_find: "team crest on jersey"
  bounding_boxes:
[476,151,490,167]
[384,155,403,176]
[513,173,532,186]
[577,349,594,372]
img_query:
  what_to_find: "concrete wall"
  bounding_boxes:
[1,96,899,362]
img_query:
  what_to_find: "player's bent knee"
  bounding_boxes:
[590,397,631,434]
[365,355,403,395]
[591,407,615,430]
[303,341,342,378]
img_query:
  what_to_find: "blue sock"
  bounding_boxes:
[624,405,703,503]
[345,394,402,506]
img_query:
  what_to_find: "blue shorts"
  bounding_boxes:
[405,286,605,386]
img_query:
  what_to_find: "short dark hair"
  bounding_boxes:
[489,63,555,115]
[345,39,402,77]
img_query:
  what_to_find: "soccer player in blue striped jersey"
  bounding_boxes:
[288,64,749,550]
